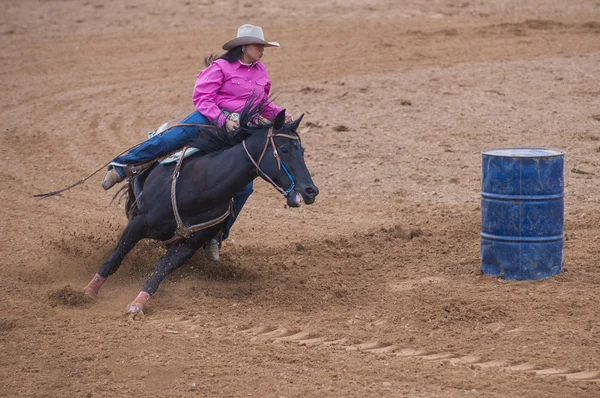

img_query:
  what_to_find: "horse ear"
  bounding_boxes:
[274,109,286,130]
[290,113,304,130]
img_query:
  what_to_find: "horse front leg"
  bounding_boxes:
[126,237,204,317]
[83,216,146,298]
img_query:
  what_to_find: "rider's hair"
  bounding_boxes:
[204,46,243,67]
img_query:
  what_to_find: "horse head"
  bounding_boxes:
[245,109,319,207]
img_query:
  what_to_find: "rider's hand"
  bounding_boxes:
[225,119,240,133]
[284,112,294,123]
[257,116,272,126]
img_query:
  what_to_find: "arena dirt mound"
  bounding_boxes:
[0,319,16,332]
[367,225,425,240]
[48,285,92,307]
[196,258,250,281]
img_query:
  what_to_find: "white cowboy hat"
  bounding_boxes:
[222,24,280,51]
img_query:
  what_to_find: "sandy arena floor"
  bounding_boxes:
[1,0,600,396]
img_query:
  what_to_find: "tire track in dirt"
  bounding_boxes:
[147,316,600,383]
[237,325,600,382]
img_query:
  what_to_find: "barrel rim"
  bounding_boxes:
[481,147,566,158]
[480,192,564,200]
[480,232,564,243]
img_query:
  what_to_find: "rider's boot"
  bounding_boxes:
[101,161,154,190]
[101,168,125,190]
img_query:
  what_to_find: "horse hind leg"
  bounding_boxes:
[127,236,206,317]
[83,216,146,298]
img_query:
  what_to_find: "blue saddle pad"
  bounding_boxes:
[159,147,201,164]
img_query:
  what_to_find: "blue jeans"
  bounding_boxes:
[111,110,210,177]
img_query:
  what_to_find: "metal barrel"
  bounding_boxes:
[480,148,565,280]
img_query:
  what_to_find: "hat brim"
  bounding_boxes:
[222,37,280,51]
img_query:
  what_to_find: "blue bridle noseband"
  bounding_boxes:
[279,161,295,196]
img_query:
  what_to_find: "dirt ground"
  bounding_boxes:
[1,0,600,397]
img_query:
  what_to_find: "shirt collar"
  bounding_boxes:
[233,59,257,70]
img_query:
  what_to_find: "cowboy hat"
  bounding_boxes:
[222,24,280,51]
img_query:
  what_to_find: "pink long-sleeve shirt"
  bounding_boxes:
[192,59,281,127]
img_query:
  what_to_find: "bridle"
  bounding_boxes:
[160,125,301,245]
[242,126,300,196]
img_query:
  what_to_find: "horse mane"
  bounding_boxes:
[185,94,273,153]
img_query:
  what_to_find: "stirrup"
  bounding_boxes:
[122,160,155,177]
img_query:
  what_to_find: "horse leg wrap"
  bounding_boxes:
[83,273,106,297]
[127,291,151,314]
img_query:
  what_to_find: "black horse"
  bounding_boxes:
[83,106,318,316]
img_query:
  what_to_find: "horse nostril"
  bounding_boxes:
[305,186,318,196]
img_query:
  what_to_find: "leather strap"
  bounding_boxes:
[160,146,232,245]
[243,127,301,196]
[171,146,188,238]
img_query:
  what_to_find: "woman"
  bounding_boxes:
[101,24,291,260]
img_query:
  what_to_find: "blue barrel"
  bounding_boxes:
[481,148,565,280]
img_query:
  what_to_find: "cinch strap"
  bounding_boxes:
[160,146,233,245]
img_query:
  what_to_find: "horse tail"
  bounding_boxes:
[108,183,135,219]
[123,162,157,220]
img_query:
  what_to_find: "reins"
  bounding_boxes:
[33,123,214,199]
[34,120,300,246]
[161,125,300,245]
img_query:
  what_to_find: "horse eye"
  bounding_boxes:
[280,147,289,154]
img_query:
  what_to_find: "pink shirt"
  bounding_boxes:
[192,59,281,127]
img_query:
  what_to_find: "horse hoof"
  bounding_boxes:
[126,302,145,320]
[127,312,145,321]
[83,288,97,300]
[203,239,220,262]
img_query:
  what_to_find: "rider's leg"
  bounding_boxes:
[102,111,210,189]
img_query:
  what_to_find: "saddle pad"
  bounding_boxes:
[148,122,168,139]
[159,147,201,164]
